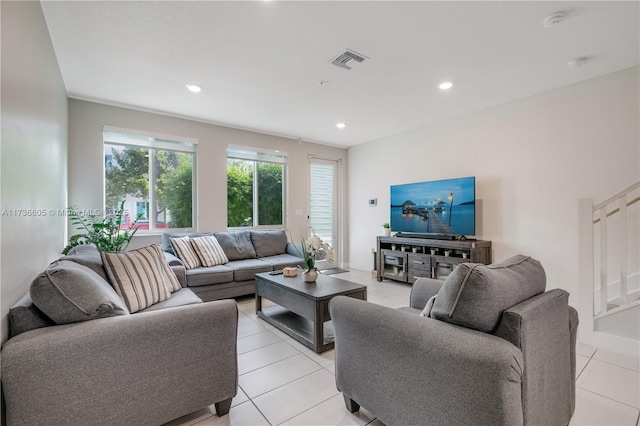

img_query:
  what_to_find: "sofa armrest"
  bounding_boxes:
[330,296,523,426]
[286,242,303,258]
[2,300,238,426]
[170,264,187,288]
[164,251,184,267]
[409,277,444,309]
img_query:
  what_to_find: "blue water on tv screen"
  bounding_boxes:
[390,177,475,236]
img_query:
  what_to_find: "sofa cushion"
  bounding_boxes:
[137,288,203,312]
[251,230,288,258]
[186,265,234,287]
[162,232,214,256]
[170,236,202,270]
[30,260,130,325]
[225,259,273,281]
[62,244,109,282]
[258,253,306,269]
[430,255,546,333]
[101,245,180,313]
[8,293,55,337]
[191,235,229,266]
[214,231,256,261]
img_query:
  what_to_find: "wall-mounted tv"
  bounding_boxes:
[390,176,475,238]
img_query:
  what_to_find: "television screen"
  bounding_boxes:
[390,177,475,237]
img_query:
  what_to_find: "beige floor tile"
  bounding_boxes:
[236,321,268,339]
[238,341,299,375]
[231,387,250,408]
[239,353,323,398]
[570,388,639,425]
[252,369,339,425]
[236,314,254,326]
[576,354,591,380]
[283,337,312,353]
[594,348,640,372]
[577,359,640,409]
[162,407,215,426]
[302,348,335,367]
[237,330,282,354]
[325,362,335,375]
[577,342,597,358]
[281,393,375,426]
[192,402,269,426]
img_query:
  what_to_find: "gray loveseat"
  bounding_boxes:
[2,245,238,426]
[330,255,578,426]
[162,229,305,301]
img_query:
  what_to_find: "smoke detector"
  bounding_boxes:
[330,49,368,70]
[544,11,566,27]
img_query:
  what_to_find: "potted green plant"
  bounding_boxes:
[382,222,391,237]
[62,201,141,255]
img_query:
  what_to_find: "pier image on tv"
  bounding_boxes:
[390,177,475,236]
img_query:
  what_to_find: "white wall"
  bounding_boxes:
[1,1,69,342]
[348,67,640,304]
[68,100,348,256]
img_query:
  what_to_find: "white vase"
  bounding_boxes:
[304,269,318,282]
[384,228,391,237]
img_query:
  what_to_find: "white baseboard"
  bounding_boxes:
[592,331,640,357]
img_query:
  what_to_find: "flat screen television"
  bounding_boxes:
[390,176,475,238]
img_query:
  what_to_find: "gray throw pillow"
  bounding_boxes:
[8,293,55,337]
[250,230,288,257]
[214,231,256,261]
[62,244,109,282]
[30,260,129,325]
[430,254,546,333]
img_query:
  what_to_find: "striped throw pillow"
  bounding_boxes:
[190,236,229,267]
[170,236,202,270]
[101,245,181,313]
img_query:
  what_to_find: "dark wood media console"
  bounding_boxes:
[376,236,492,283]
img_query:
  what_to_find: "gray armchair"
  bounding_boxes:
[330,255,578,426]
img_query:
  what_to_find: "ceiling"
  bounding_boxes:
[41,1,639,148]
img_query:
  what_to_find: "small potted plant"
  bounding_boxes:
[444,249,450,257]
[430,248,437,255]
[382,223,391,237]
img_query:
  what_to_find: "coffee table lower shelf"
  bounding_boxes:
[257,305,335,349]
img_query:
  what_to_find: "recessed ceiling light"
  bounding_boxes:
[438,81,453,90]
[336,123,346,129]
[186,84,202,93]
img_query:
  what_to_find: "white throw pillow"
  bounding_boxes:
[170,236,202,270]
[190,235,229,267]
[101,244,180,313]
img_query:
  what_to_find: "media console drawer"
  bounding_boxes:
[376,237,492,283]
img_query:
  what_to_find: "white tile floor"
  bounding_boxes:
[164,270,640,426]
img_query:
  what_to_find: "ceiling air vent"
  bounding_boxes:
[330,49,367,70]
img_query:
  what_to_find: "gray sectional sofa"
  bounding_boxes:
[162,229,305,301]
[2,245,239,426]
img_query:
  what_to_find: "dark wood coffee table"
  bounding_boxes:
[255,271,367,353]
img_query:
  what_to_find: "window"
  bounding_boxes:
[227,146,287,228]
[103,128,197,231]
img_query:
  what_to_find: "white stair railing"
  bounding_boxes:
[578,181,640,344]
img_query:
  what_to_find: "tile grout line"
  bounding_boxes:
[273,391,341,425]
[577,386,640,411]
[239,350,301,376]
[239,363,324,400]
